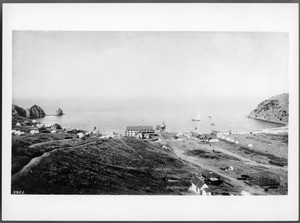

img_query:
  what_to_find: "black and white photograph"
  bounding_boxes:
[2,3,298,221]
[11,31,290,195]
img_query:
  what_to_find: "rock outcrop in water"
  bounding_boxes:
[55,108,64,116]
[248,93,289,124]
[12,104,27,117]
[26,105,46,119]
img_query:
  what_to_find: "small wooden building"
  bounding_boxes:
[190,177,212,196]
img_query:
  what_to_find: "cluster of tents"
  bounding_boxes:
[12,130,25,136]
[29,130,40,135]
[216,133,240,144]
[76,128,116,140]
[12,119,63,136]
[216,133,255,148]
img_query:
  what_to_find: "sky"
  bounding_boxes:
[12,31,289,101]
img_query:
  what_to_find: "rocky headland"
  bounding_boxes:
[26,105,46,118]
[12,104,27,117]
[248,93,289,124]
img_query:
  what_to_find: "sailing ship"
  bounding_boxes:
[191,113,201,121]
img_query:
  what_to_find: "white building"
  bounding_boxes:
[208,138,219,143]
[189,177,212,196]
[77,132,85,138]
[241,190,251,196]
[125,126,154,137]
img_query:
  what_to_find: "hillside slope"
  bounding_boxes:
[248,93,289,124]
[11,119,196,194]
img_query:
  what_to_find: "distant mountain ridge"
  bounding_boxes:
[248,93,289,124]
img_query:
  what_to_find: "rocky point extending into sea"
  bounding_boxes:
[248,93,289,125]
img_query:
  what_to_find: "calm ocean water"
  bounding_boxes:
[13,97,285,134]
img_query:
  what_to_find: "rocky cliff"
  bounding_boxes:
[26,105,46,118]
[248,93,289,124]
[12,104,27,117]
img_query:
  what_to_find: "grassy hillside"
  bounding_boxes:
[12,128,196,194]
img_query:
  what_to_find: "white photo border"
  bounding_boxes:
[2,3,299,221]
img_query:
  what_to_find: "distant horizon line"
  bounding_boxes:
[12,92,288,100]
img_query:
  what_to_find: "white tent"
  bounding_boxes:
[37,123,45,128]
[226,166,234,171]
[241,190,251,196]
[77,133,85,138]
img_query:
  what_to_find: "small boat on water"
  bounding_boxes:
[191,113,201,121]
[211,123,215,126]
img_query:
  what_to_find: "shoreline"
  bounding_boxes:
[216,126,288,136]
[33,117,289,137]
[247,115,288,125]
[14,111,289,138]
[45,114,64,117]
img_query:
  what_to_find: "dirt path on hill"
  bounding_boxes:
[201,141,286,171]
[167,140,267,195]
[28,138,74,148]
[29,138,102,150]
[13,139,100,182]
[117,138,143,159]
[12,150,56,182]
